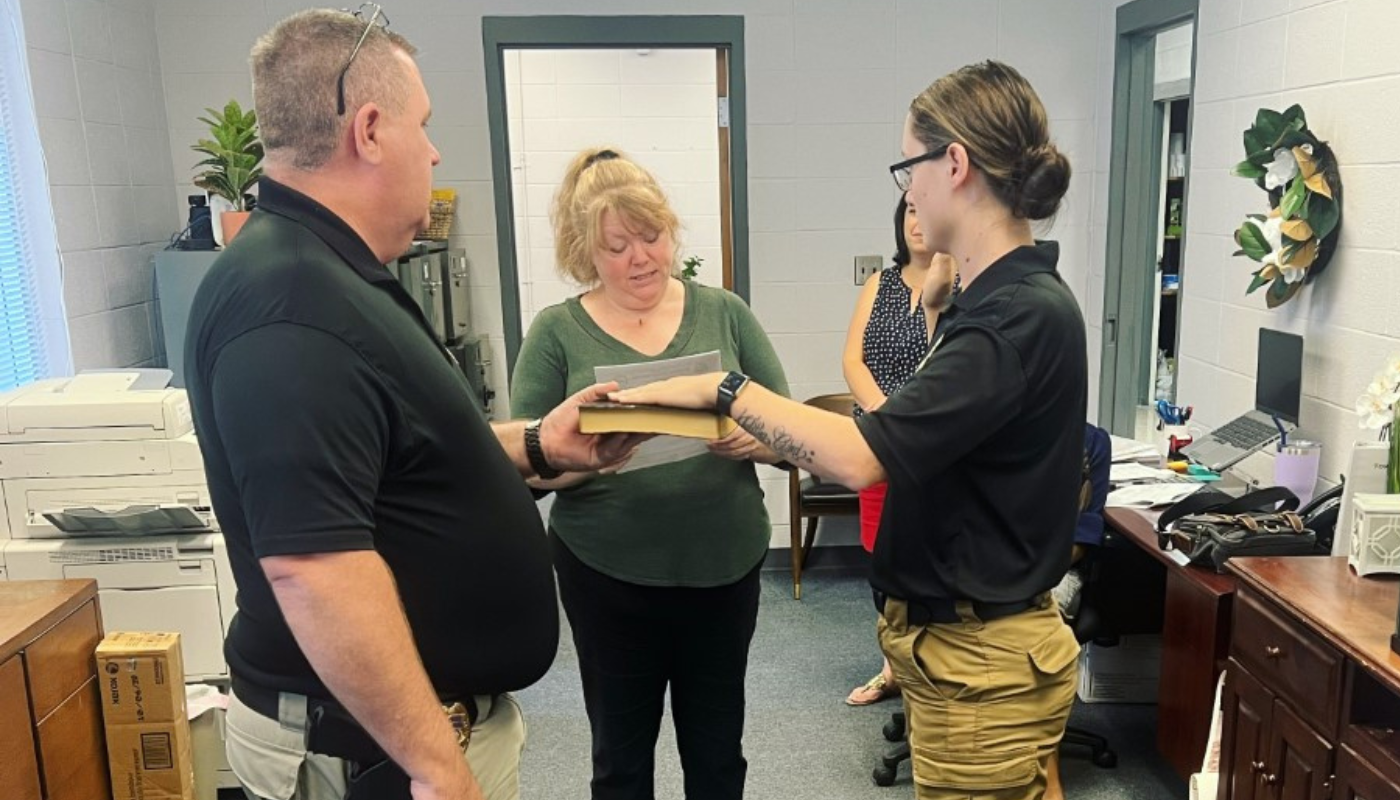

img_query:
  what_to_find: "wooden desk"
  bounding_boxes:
[1219,557,1400,800]
[1106,507,1237,781]
[0,579,109,800]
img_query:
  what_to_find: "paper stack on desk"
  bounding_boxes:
[1107,481,1202,509]
[1110,434,1160,464]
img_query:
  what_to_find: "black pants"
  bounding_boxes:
[551,532,761,800]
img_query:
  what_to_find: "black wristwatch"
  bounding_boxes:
[715,371,751,417]
[524,419,562,480]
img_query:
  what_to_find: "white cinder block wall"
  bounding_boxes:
[107,0,1117,550]
[1179,0,1400,487]
[19,0,179,371]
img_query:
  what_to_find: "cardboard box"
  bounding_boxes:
[96,632,197,800]
[1076,633,1162,704]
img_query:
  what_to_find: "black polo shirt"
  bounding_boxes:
[857,241,1087,606]
[185,178,558,700]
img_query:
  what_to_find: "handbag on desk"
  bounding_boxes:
[1156,486,1318,573]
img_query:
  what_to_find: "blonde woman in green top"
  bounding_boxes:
[511,147,789,800]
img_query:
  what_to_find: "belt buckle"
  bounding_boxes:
[443,702,471,753]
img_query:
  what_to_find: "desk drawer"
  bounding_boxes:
[35,676,110,800]
[24,599,101,721]
[1232,588,1342,735]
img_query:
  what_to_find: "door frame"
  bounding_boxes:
[482,15,749,375]
[1099,0,1197,435]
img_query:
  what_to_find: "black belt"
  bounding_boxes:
[873,589,1043,626]
[231,675,480,762]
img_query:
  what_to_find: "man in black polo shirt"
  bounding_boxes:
[185,10,641,800]
[616,62,1086,799]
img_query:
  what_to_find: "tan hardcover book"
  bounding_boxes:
[578,402,737,439]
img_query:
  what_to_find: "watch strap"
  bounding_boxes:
[524,419,562,480]
[716,371,751,418]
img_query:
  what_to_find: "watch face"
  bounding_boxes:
[720,371,748,396]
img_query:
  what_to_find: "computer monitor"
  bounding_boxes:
[1256,328,1303,424]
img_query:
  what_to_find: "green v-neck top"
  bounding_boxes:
[511,282,789,586]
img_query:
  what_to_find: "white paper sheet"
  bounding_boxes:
[186,683,228,721]
[595,351,723,473]
[1106,481,1203,509]
[1110,434,1160,463]
[1110,462,1178,483]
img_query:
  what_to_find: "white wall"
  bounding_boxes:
[141,0,1119,549]
[1178,0,1400,487]
[503,48,723,334]
[19,0,179,371]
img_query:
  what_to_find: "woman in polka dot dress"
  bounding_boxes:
[842,194,957,705]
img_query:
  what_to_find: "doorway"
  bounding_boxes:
[1098,0,1198,436]
[482,16,748,377]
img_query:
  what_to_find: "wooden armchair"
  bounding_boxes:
[786,393,860,599]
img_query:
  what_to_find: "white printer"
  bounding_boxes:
[0,372,235,682]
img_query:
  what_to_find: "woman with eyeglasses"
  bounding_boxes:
[614,61,1086,800]
[842,194,957,707]
[510,147,788,800]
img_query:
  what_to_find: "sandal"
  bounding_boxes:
[846,672,900,706]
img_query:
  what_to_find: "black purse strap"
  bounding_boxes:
[1156,486,1300,533]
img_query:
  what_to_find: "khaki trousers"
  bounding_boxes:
[226,689,526,800]
[878,598,1080,800]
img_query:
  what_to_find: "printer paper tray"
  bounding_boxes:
[39,504,213,537]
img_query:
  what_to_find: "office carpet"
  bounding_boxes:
[215,565,1188,799]
[516,565,1189,800]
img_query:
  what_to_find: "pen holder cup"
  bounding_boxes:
[1274,441,1321,506]
[1160,424,1190,459]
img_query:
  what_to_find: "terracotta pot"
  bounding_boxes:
[221,210,251,244]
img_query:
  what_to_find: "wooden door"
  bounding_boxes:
[1220,661,1275,800]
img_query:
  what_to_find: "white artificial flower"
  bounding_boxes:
[1356,354,1400,429]
[1264,147,1299,191]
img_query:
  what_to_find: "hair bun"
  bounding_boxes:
[1013,144,1071,221]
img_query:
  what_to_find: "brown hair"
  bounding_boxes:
[908,60,1070,221]
[251,9,417,170]
[551,147,681,285]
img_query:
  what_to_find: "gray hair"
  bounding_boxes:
[250,8,418,170]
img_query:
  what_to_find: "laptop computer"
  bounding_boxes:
[1180,328,1303,472]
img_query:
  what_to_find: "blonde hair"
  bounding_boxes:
[251,9,417,170]
[909,60,1070,221]
[551,148,681,285]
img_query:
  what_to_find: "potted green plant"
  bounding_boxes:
[192,100,264,244]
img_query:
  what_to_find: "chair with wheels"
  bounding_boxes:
[1059,526,1166,769]
[786,393,859,599]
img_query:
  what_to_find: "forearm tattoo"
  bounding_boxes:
[735,411,816,467]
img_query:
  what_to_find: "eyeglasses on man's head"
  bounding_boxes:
[889,143,952,192]
[336,3,391,116]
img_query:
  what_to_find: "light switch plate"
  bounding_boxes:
[854,255,883,285]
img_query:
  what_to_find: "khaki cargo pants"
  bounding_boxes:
[879,597,1080,800]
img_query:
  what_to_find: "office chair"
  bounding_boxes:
[787,393,859,599]
[1060,527,1167,768]
[870,529,1168,786]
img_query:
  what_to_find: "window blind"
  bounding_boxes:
[0,63,48,390]
[0,0,71,390]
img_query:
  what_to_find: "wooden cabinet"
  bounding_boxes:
[1335,743,1400,800]
[0,579,108,800]
[1220,558,1400,800]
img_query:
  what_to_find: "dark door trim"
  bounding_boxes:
[482,15,748,376]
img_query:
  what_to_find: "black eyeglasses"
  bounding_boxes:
[336,3,390,116]
[889,144,951,191]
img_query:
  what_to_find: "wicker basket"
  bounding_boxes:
[421,189,456,240]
